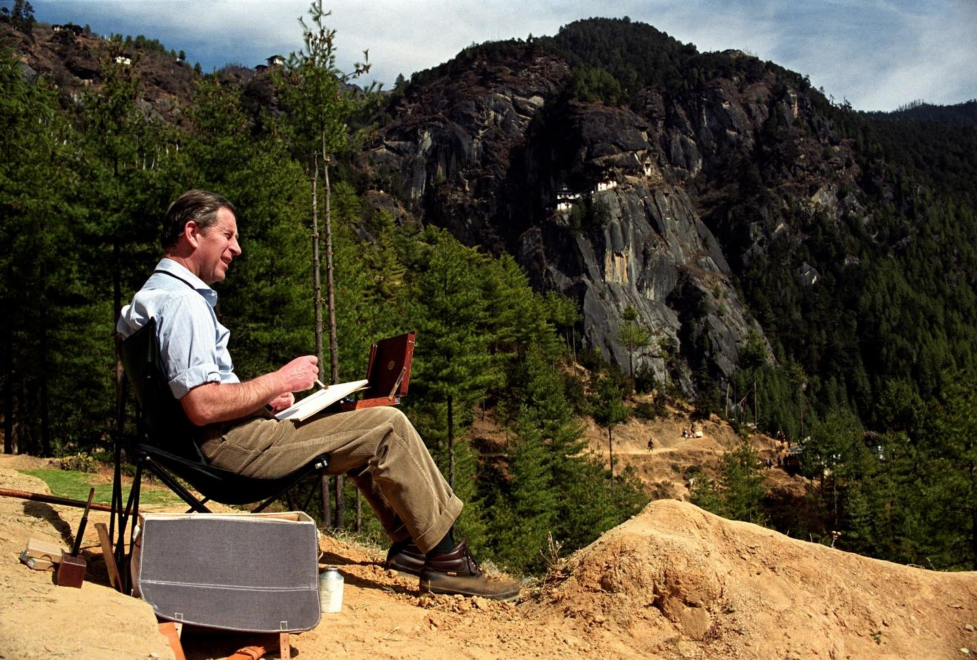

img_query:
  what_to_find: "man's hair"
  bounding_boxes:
[160,189,236,249]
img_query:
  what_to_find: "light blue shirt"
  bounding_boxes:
[117,258,240,399]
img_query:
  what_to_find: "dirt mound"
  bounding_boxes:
[529,499,977,658]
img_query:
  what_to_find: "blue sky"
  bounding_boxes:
[22,0,977,111]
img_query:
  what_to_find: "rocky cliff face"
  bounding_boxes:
[363,46,853,390]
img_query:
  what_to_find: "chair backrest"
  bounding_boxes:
[119,318,206,463]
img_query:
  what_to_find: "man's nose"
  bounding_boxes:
[230,237,242,255]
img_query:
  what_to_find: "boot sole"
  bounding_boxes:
[419,579,521,602]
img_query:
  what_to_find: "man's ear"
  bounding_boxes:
[183,220,201,248]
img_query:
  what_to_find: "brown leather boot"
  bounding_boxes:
[418,541,521,601]
[385,541,426,576]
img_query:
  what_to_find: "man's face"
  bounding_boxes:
[190,207,241,285]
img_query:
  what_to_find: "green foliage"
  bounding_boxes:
[277,0,373,162]
[567,66,626,105]
[633,364,658,394]
[567,197,611,233]
[543,290,580,357]
[0,47,108,455]
[691,439,767,524]
[407,227,496,443]
[633,392,667,421]
[537,17,759,99]
[588,371,629,489]
[589,373,629,430]
[59,452,99,474]
[618,305,651,381]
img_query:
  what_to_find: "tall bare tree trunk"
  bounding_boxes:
[312,158,325,381]
[323,155,344,530]
[447,395,455,488]
[113,238,125,440]
[324,160,339,384]
[4,320,13,454]
[39,304,50,456]
[311,158,332,528]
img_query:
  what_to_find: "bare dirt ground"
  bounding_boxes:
[2,453,976,659]
[486,395,806,502]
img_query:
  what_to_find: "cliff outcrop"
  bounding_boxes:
[363,38,868,391]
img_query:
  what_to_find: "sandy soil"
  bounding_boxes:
[1,451,975,660]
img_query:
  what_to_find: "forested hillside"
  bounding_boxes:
[1,10,974,573]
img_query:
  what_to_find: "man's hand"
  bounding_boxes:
[277,356,319,393]
[181,355,319,426]
[267,392,295,413]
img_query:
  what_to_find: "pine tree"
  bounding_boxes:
[0,48,97,455]
[182,78,314,377]
[589,372,629,488]
[544,291,580,360]
[408,228,495,487]
[691,438,766,525]
[719,439,767,524]
[924,377,977,569]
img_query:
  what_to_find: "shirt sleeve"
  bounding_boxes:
[155,293,223,399]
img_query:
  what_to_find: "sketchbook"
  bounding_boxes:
[274,379,369,422]
[275,332,416,422]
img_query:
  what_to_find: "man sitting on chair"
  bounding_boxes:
[117,189,519,601]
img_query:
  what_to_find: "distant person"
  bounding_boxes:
[117,190,519,600]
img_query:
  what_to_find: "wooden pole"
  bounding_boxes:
[0,487,113,512]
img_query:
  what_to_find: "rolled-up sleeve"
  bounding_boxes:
[156,295,222,399]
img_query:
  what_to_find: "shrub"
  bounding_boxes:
[59,452,99,474]
[634,364,658,393]
[633,401,659,420]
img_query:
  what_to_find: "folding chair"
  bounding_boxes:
[111,318,329,593]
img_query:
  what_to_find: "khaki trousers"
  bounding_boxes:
[199,407,462,554]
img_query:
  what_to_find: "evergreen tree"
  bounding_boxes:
[691,437,766,525]
[589,372,629,488]
[408,228,495,487]
[0,49,85,454]
[181,78,314,378]
[8,0,35,36]
[922,376,977,569]
[79,39,174,442]
[544,290,580,360]
[489,403,557,573]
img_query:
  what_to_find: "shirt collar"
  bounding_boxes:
[154,258,219,308]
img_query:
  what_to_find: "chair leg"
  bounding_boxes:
[300,474,324,511]
[111,458,142,595]
[142,457,212,513]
